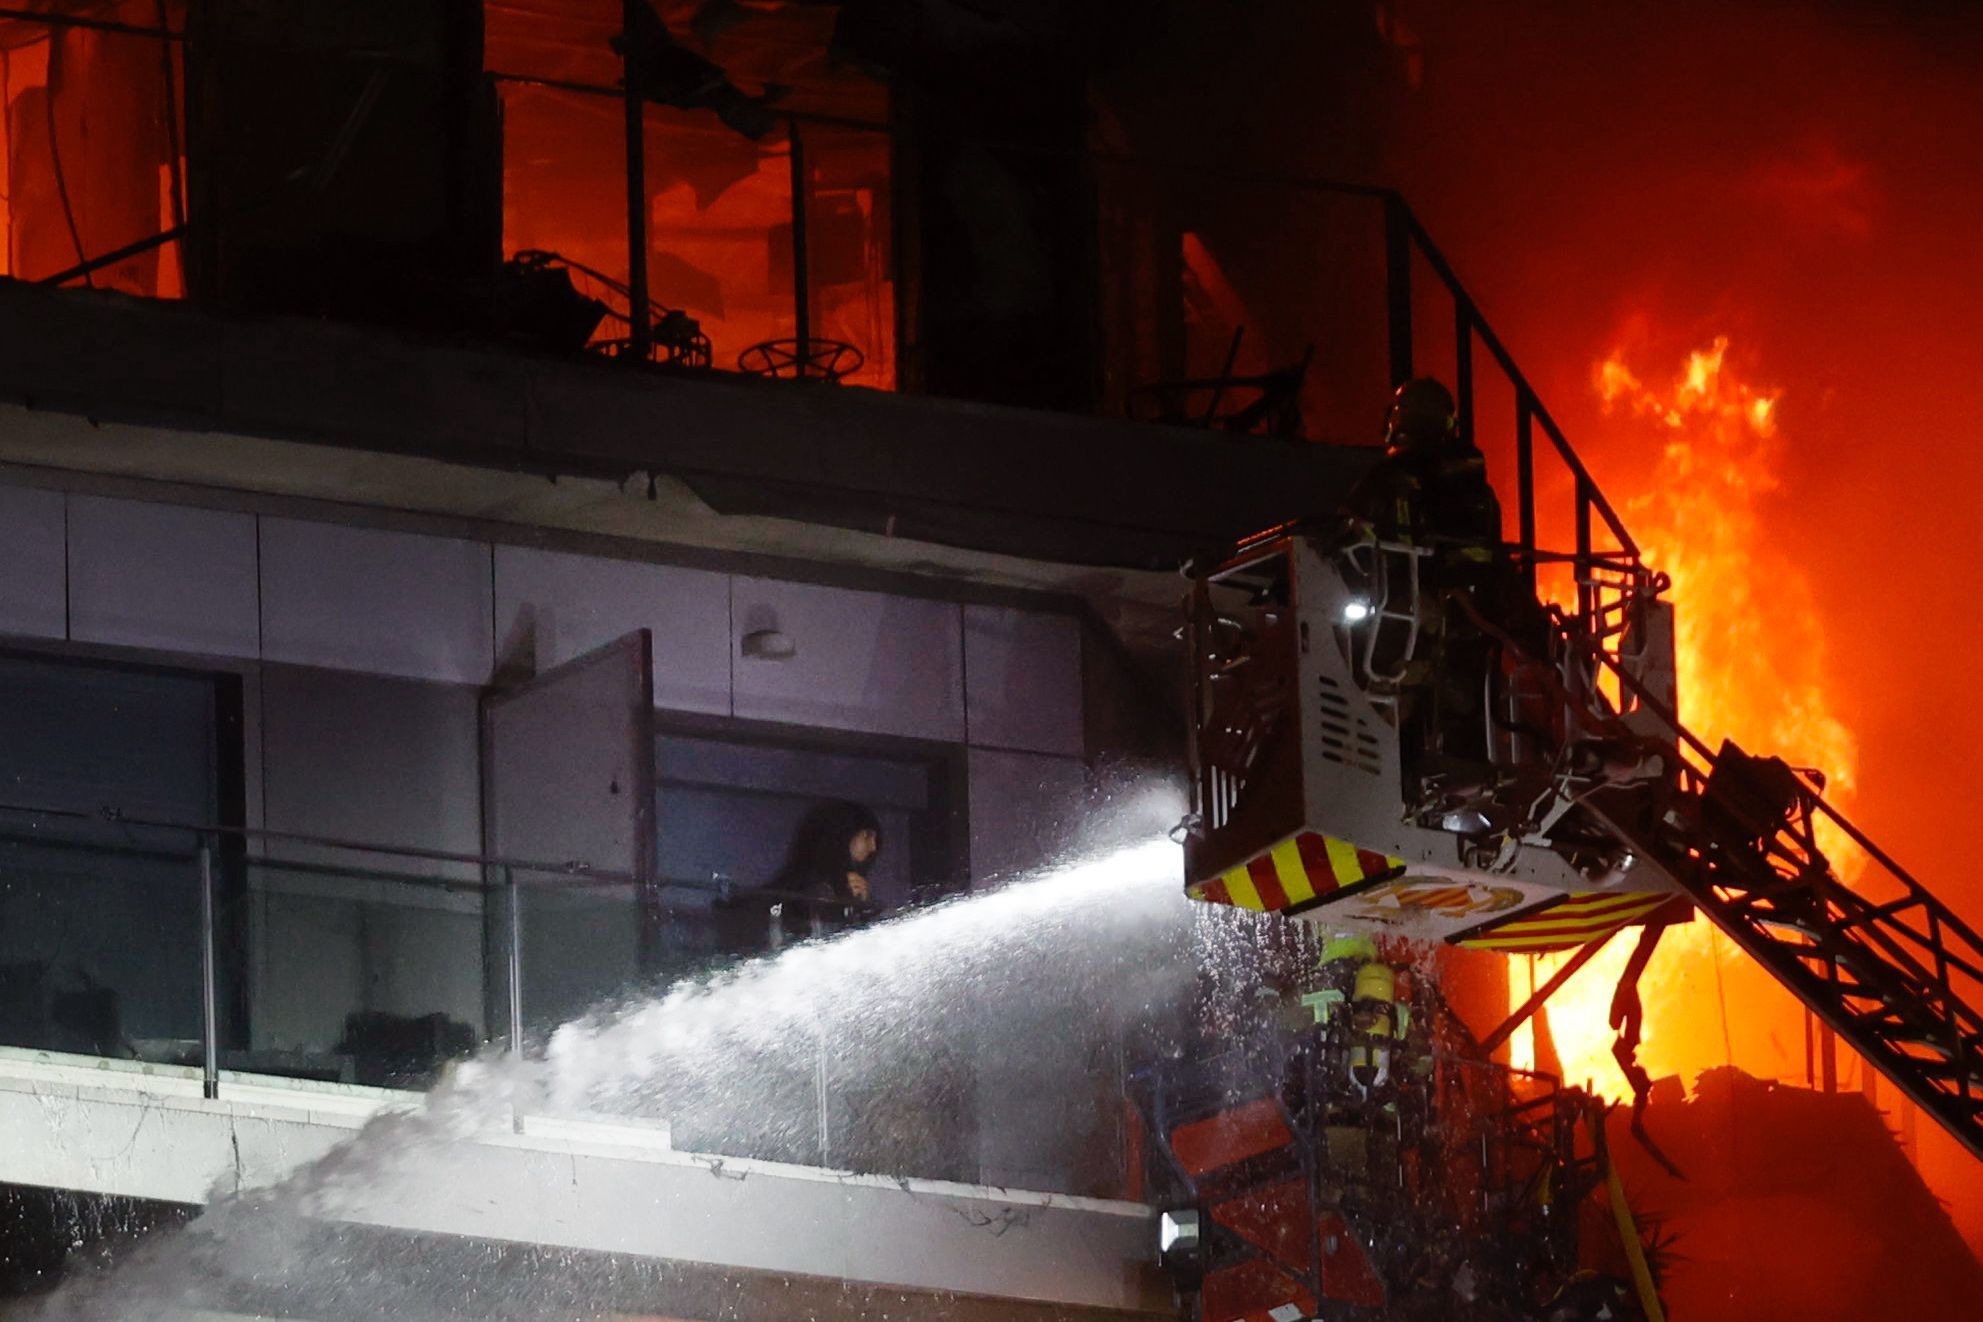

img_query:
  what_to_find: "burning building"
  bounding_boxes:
[0,2,1978,1320]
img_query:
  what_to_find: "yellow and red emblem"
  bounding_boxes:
[1188,831,1406,915]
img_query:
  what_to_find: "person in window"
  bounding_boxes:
[762,799,884,944]
[713,800,883,955]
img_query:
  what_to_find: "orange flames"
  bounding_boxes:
[1512,336,1860,1098]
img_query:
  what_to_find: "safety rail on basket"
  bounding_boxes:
[1187,563,1299,836]
[1528,549,1666,653]
[1336,534,1433,691]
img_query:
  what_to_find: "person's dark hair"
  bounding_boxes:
[772,799,883,901]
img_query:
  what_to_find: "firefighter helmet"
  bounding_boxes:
[1383,377,1459,454]
[1320,932,1380,966]
[1353,961,1396,1005]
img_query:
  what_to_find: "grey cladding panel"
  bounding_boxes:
[260,518,493,684]
[731,578,964,741]
[964,604,1083,756]
[483,631,656,877]
[259,665,484,864]
[0,485,65,640]
[967,748,1088,886]
[252,666,489,1048]
[68,496,259,658]
[493,546,729,716]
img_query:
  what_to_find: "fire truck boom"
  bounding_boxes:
[1178,522,1983,1163]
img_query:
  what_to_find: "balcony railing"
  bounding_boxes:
[0,797,1139,1197]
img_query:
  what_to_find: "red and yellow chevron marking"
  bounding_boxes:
[1456,890,1682,953]
[1187,831,1405,914]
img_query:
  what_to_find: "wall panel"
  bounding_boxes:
[964,604,1083,756]
[732,578,963,741]
[260,665,484,863]
[253,665,487,1048]
[68,496,259,658]
[260,519,492,683]
[0,485,65,640]
[494,546,729,715]
[965,747,1087,886]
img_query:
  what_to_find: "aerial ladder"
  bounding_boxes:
[1163,194,1983,1162]
[1158,497,1983,1321]
[1147,195,1983,1321]
[1173,462,1983,1168]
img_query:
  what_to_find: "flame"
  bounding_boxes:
[1511,337,1859,1098]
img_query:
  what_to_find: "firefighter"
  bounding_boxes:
[1347,378,1506,769]
[1353,376,1502,574]
[1295,934,1434,1205]
[1346,959,1400,1094]
[1302,933,1416,1100]
[1342,378,1493,549]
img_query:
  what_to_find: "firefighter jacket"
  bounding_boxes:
[1345,440,1502,571]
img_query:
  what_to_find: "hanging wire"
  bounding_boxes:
[2,49,13,256]
[1709,926,1734,1067]
[42,32,91,286]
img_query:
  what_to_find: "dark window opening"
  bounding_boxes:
[649,725,962,973]
[0,648,245,1063]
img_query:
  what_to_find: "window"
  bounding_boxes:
[489,1,897,384]
[650,727,962,969]
[0,649,243,1058]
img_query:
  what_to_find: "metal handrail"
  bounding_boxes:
[1394,205,1639,560]
[1568,627,1983,1154]
[0,796,645,889]
[0,801,857,910]
[0,798,887,1113]
[1577,640,1983,957]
